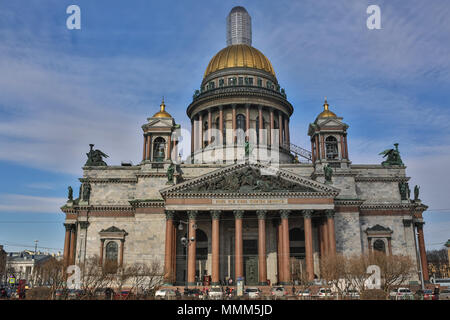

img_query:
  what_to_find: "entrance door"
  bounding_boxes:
[243,239,258,285]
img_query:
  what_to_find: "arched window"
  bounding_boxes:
[153,137,166,162]
[325,136,339,159]
[105,241,118,262]
[236,114,246,144]
[373,239,386,253]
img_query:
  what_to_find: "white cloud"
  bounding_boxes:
[0,194,66,213]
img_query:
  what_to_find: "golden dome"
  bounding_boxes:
[204,44,276,78]
[152,99,172,118]
[318,98,337,118]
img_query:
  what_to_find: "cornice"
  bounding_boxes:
[187,86,293,117]
[129,199,165,208]
[79,178,137,183]
[360,203,420,211]
[164,191,338,199]
[354,176,410,182]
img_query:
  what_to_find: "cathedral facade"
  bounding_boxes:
[61,7,429,286]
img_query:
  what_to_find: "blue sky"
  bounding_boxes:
[0,0,449,254]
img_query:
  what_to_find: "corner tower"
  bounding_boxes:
[141,99,179,164]
[308,98,350,169]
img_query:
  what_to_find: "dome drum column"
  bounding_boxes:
[232,105,237,144]
[191,119,194,157]
[278,112,283,146]
[258,106,263,146]
[269,108,274,147]
[219,106,224,145]
[245,104,250,142]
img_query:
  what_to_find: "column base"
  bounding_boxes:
[258,281,268,286]
[280,281,292,285]
[187,282,197,287]
[163,282,174,286]
[211,282,220,286]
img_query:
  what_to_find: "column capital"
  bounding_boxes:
[325,209,335,218]
[233,210,244,219]
[256,210,267,220]
[79,221,90,229]
[187,210,198,221]
[280,210,290,219]
[165,210,175,220]
[64,223,73,231]
[258,104,263,110]
[245,103,250,109]
[415,221,425,229]
[211,210,221,220]
[219,105,223,110]
[303,210,313,219]
[231,104,237,109]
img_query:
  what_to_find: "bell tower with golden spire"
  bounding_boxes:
[141,99,179,164]
[308,98,350,169]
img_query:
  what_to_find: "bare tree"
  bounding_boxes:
[137,260,164,299]
[346,254,372,296]
[32,257,66,299]
[427,248,449,278]
[79,255,114,299]
[291,258,313,299]
[368,251,414,298]
[320,254,350,299]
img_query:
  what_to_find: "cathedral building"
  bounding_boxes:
[61,6,429,286]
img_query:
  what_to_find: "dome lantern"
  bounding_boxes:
[152,98,172,118]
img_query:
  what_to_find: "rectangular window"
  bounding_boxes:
[248,77,253,85]
[257,78,262,87]
[209,81,215,89]
[228,77,237,86]
[219,78,224,87]
[238,77,243,85]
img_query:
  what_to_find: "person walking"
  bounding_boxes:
[434,286,440,300]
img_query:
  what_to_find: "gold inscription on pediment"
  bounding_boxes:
[212,199,288,205]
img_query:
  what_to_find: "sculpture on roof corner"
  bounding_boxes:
[166,162,175,185]
[85,144,109,166]
[414,185,420,202]
[323,164,333,183]
[379,143,404,166]
[67,186,73,201]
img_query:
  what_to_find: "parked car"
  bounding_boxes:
[317,288,334,298]
[155,288,177,300]
[183,288,204,299]
[54,289,68,300]
[271,286,287,298]
[343,289,360,299]
[0,287,9,299]
[245,287,262,299]
[208,287,224,300]
[115,290,132,300]
[297,289,311,298]
[390,288,414,300]
[439,289,450,300]
[415,289,434,300]
[67,289,84,300]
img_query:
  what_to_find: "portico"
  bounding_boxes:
[160,163,339,286]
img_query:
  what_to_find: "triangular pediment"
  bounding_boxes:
[143,118,174,129]
[160,163,339,197]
